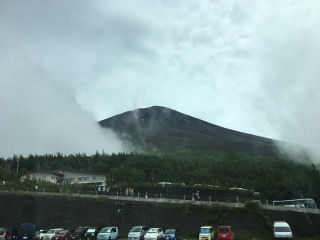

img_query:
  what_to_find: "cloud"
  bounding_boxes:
[1,0,320,161]
[0,65,125,158]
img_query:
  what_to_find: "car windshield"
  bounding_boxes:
[18,228,34,235]
[87,229,96,233]
[57,231,68,234]
[147,229,158,233]
[75,229,86,234]
[218,227,229,233]
[164,230,175,234]
[274,227,291,232]
[130,227,142,232]
[200,228,210,233]
[100,228,111,233]
[47,230,56,234]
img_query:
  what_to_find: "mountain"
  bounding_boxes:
[99,106,280,156]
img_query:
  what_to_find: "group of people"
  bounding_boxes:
[117,187,134,197]
[94,186,110,195]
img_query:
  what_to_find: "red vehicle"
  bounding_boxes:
[53,230,71,240]
[217,226,235,240]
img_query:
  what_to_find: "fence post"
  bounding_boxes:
[60,189,62,194]
[160,193,162,198]
[184,195,185,200]
[138,192,140,198]
[43,188,45,193]
[78,190,80,194]
[236,196,239,203]
[209,196,211,202]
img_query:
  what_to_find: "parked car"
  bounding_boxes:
[17,223,40,240]
[12,228,18,240]
[128,226,148,240]
[162,229,180,240]
[273,221,293,240]
[217,226,235,240]
[84,228,102,240]
[199,226,214,240]
[97,227,118,240]
[40,230,48,240]
[144,228,163,240]
[43,229,64,240]
[53,230,71,240]
[72,227,90,240]
[0,227,13,240]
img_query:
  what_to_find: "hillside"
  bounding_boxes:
[99,106,279,156]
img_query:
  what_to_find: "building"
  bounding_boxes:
[21,169,106,185]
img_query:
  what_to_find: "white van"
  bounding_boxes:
[199,226,214,240]
[273,221,293,239]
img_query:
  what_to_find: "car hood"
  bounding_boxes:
[43,234,55,237]
[128,233,141,237]
[145,233,158,237]
[163,234,175,237]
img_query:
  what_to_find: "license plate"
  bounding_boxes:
[23,237,27,239]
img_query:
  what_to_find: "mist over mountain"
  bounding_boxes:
[99,106,283,156]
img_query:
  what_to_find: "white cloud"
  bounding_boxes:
[1,0,320,159]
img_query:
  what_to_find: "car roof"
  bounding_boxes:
[274,221,290,227]
[201,226,213,228]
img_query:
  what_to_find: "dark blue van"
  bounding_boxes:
[17,224,40,240]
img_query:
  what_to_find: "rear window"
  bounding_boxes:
[164,230,175,234]
[218,227,229,233]
[274,227,291,232]
[57,231,69,234]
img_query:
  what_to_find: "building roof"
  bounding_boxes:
[21,170,64,178]
[54,169,106,176]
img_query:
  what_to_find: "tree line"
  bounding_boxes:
[0,150,320,204]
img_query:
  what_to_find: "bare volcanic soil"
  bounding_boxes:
[0,193,319,239]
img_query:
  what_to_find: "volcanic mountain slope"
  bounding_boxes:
[99,106,278,156]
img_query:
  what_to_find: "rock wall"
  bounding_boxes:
[0,192,319,238]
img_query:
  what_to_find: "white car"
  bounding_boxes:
[144,228,163,240]
[273,221,293,239]
[40,230,48,240]
[43,229,64,240]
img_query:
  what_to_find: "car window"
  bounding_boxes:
[218,227,229,233]
[100,228,111,233]
[130,227,141,232]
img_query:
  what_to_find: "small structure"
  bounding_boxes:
[20,169,106,185]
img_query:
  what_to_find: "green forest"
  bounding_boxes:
[1,150,320,205]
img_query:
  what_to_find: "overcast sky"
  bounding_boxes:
[1,0,320,158]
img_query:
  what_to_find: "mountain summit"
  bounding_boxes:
[99,106,277,155]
